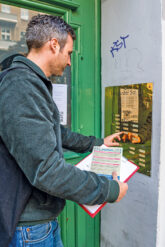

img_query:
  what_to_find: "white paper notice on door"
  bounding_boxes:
[52,84,67,125]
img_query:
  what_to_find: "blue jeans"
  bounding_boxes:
[9,220,64,247]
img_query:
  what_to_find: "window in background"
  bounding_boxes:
[1,4,10,13]
[1,26,11,41]
[21,8,29,20]
[20,31,25,40]
[0,4,71,129]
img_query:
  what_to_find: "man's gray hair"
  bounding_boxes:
[25,14,76,51]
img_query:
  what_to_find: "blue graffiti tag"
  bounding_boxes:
[110,34,129,58]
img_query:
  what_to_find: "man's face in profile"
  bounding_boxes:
[52,34,73,76]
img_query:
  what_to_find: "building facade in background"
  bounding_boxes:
[0,4,38,60]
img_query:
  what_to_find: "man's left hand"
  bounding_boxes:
[104,132,123,147]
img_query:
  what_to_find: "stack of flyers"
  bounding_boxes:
[90,146,123,180]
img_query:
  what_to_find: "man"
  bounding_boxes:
[0,15,128,246]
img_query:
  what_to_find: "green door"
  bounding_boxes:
[0,0,101,246]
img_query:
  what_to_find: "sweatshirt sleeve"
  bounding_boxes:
[0,70,119,205]
[61,125,104,153]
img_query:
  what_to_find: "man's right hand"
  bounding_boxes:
[112,172,128,202]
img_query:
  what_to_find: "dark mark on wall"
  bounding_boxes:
[110,34,129,58]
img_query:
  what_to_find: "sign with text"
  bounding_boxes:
[52,84,67,125]
[105,83,153,176]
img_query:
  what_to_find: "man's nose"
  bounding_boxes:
[67,56,71,66]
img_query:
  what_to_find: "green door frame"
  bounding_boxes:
[0,0,101,246]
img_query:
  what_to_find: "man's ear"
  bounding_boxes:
[49,38,60,53]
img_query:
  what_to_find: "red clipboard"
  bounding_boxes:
[76,154,139,218]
